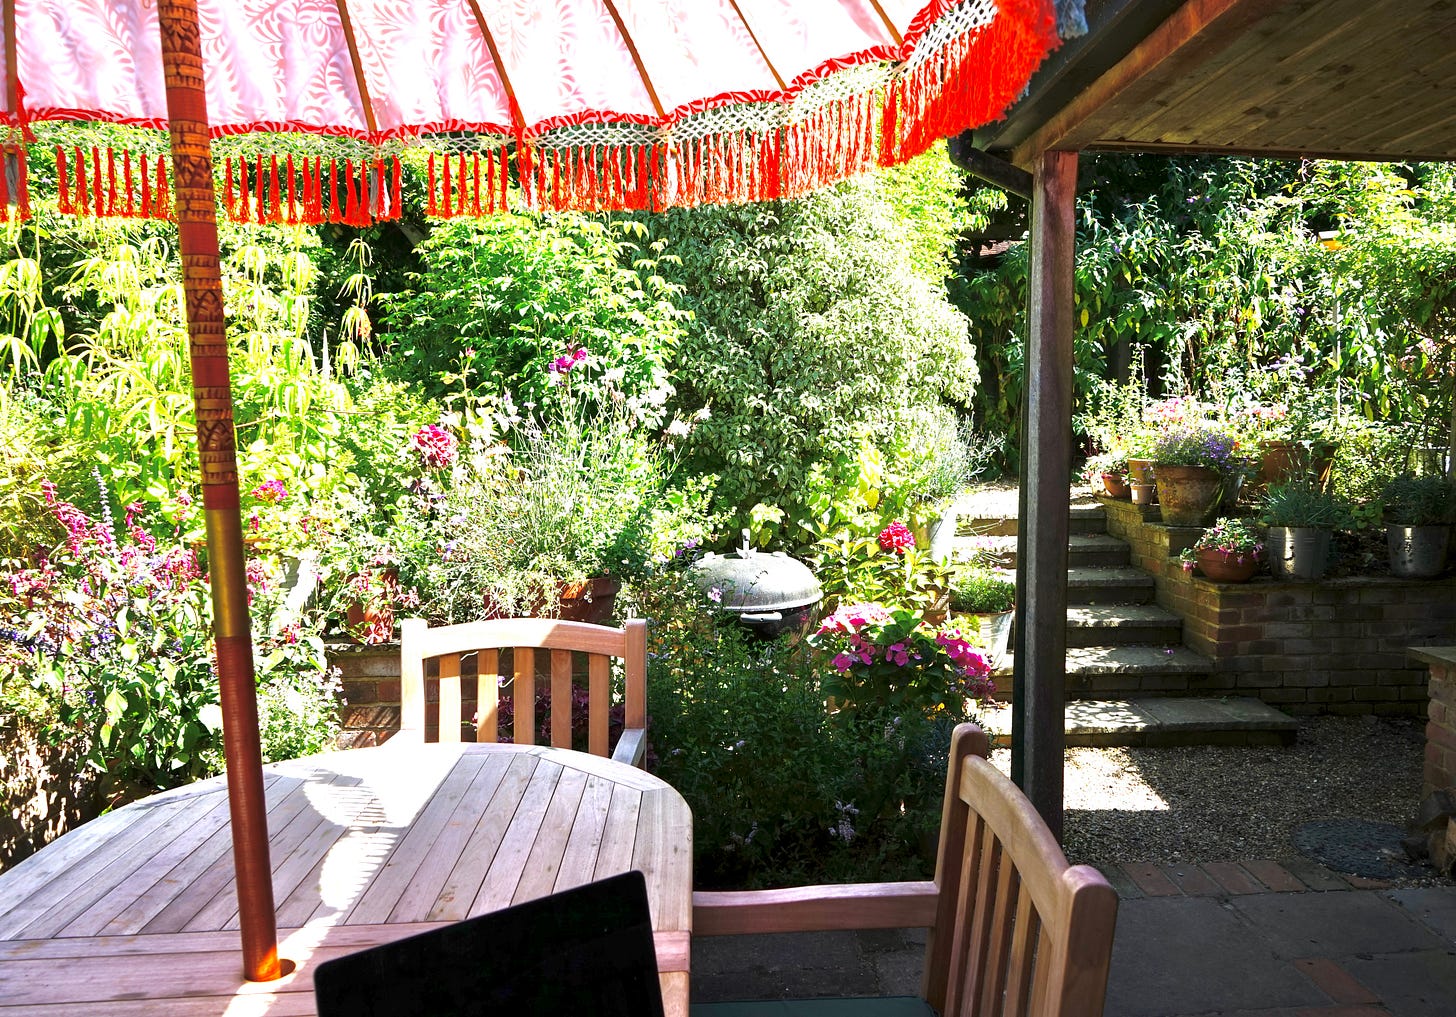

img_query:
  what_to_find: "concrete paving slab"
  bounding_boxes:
[1139,696,1298,733]
[1340,950,1456,1017]
[691,931,878,1003]
[1229,892,1450,959]
[868,949,923,997]
[1386,888,1456,946]
[1105,897,1327,1016]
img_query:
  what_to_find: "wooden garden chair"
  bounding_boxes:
[692,723,1119,1016]
[397,617,649,766]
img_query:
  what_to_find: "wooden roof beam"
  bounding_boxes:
[1010,0,1291,169]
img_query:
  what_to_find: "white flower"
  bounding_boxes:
[693,406,712,421]
[665,419,691,438]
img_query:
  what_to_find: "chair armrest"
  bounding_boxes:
[611,727,648,768]
[693,881,938,936]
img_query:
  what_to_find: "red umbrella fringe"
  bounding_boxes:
[24,1,1055,220]
[54,145,170,220]
[521,4,1056,212]
[222,154,404,225]
[0,143,30,222]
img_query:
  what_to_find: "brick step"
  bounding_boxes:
[1066,604,1184,647]
[992,645,1217,698]
[953,533,1130,569]
[954,491,1106,538]
[1065,566,1155,604]
[979,696,1295,747]
[983,565,1155,605]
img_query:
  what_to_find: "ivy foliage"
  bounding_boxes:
[639,146,979,523]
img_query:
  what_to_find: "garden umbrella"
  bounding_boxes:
[1,0,1072,982]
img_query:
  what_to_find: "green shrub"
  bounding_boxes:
[1381,472,1456,525]
[380,214,686,424]
[642,150,978,524]
[642,571,951,889]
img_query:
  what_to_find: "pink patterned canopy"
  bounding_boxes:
[2,0,1058,220]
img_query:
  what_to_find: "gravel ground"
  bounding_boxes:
[988,715,1440,879]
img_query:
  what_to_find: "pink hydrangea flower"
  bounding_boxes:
[878,521,915,555]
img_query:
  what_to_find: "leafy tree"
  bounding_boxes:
[641,146,978,526]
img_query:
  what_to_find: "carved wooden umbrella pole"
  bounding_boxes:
[156,0,279,982]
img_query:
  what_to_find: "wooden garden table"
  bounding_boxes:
[0,742,694,1015]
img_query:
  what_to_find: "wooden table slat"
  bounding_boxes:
[423,751,540,923]
[342,751,492,926]
[510,765,590,906]
[468,759,564,916]
[0,799,189,941]
[0,742,693,1015]
[383,752,515,924]
[140,769,334,936]
[554,772,616,894]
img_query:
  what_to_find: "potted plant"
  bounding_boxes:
[947,567,1016,665]
[383,410,666,624]
[1083,450,1130,499]
[1256,481,1352,581]
[905,414,983,563]
[1149,424,1244,526]
[1380,472,1455,578]
[1178,517,1264,582]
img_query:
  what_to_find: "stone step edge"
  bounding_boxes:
[993,648,1215,677]
[978,696,1296,748]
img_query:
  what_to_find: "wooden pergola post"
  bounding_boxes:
[1011,149,1078,840]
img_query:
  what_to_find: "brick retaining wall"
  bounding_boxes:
[1415,648,1456,799]
[330,642,405,748]
[1102,498,1455,716]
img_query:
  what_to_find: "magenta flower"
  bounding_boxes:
[249,479,289,504]
[548,344,589,376]
[409,424,458,470]
[878,521,915,555]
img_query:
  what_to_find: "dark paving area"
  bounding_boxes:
[691,860,1456,1016]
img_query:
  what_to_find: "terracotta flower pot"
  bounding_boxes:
[1194,547,1258,582]
[1257,440,1336,492]
[1154,464,1225,526]
[1126,458,1155,485]
[1130,482,1156,506]
[1101,472,1130,499]
[482,576,621,623]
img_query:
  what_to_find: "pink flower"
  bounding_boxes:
[410,425,458,470]
[878,521,915,555]
[885,642,910,666]
[548,344,588,376]
[249,480,288,504]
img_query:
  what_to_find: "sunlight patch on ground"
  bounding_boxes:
[990,746,1171,812]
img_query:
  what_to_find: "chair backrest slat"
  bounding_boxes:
[1002,878,1040,1015]
[399,618,648,764]
[588,653,610,756]
[438,652,462,744]
[550,649,572,748]
[927,725,1118,1017]
[514,646,536,746]
[476,648,499,743]
[977,854,1020,1015]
